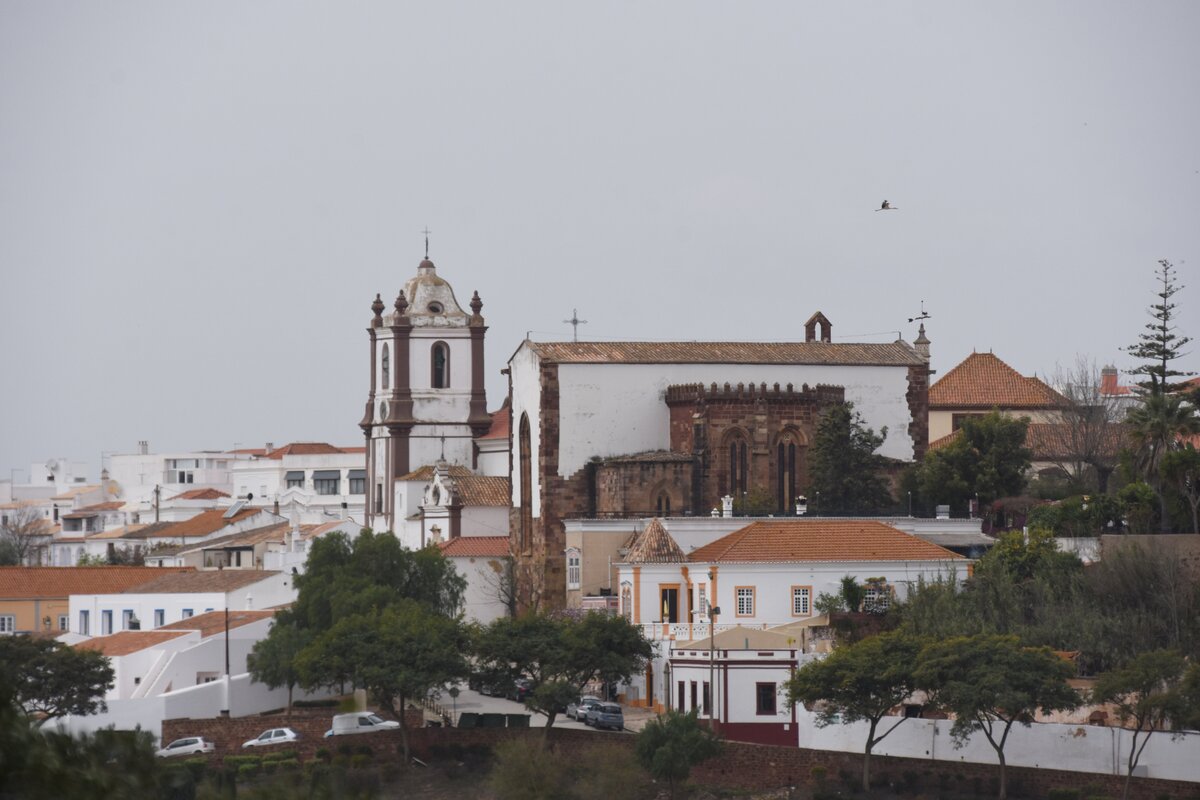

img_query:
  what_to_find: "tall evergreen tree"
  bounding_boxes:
[1126,260,1194,396]
[808,402,893,514]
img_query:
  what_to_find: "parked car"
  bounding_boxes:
[591,703,625,731]
[506,678,533,703]
[242,727,300,748]
[579,700,605,726]
[323,711,402,738]
[566,695,602,720]
[156,737,216,758]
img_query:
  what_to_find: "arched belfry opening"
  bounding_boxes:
[804,311,832,343]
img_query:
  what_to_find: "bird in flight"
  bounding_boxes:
[877,200,898,211]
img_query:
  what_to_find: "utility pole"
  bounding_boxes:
[221,607,231,717]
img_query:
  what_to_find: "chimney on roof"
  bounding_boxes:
[138,440,148,455]
[1101,366,1119,395]
[265,442,274,455]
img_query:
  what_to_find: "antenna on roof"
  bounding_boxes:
[907,300,932,324]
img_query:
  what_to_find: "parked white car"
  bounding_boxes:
[156,737,216,758]
[242,727,300,748]
[323,712,401,738]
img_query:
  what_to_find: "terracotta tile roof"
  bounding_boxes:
[930,352,1066,409]
[526,341,925,367]
[453,476,510,507]
[134,508,269,540]
[625,519,686,563]
[120,522,179,541]
[261,443,362,460]
[301,521,350,540]
[180,522,290,552]
[75,630,190,657]
[74,501,123,513]
[121,570,281,594]
[396,464,474,482]
[170,488,231,501]
[157,608,275,637]
[51,485,100,500]
[228,448,267,456]
[53,536,87,543]
[930,424,1127,460]
[480,407,510,440]
[438,536,511,558]
[601,450,695,463]
[0,566,193,599]
[688,520,964,563]
[678,625,795,650]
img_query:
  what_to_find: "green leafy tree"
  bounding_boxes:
[917,412,1031,513]
[634,710,721,800]
[808,402,893,514]
[786,630,921,791]
[1091,649,1191,800]
[914,634,1080,800]
[473,611,652,744]
[0,637,114,727]
[1125,259,1194,396]
[246,616,310,718]
[1161,444,1200,534]
[1126,394,1200,532]
[297,600,470,764]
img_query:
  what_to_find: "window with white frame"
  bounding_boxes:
[735,586,755,617]
[863,580,892,614]
[122,609,135,630]
[181,609,193,619]
[79,610,89,635]
[0,615,14,634]
[313,471,340,495]
[791,586,812,616]
[620,582,633,622]
[566,548,581,590]
[101,610,113,635]
[57,615,68,631]
[154,609,165,628]
[697,584,707,617]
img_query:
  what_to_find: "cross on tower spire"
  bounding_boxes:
[563,308,588,342]
[421,226,432,259]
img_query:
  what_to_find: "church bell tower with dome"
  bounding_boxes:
[360,254,491,532]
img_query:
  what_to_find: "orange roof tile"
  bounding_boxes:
[527,341,925,367]
[261,443,362,460]
[73,501,123,513]
[454,476,510,507]
[480,407,510,440]
[688,520,964,563]
[0,566,194,599]
[141,508,269,539]
[438,536,511,558]
[157,608,275,637]
[930,352,1066,409]
[87,524,148,540]
[170,488,231,501]
[625,519,685,563]
[75,630,190,657]
[122,570,281,594]
[51,485,100,500]
[396,464,474,482]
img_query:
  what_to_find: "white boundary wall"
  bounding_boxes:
[797,706,1200,783]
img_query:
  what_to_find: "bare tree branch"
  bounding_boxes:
[1048,357,1129,493]
[0,504,53,566]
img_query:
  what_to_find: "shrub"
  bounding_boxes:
[261,760,278,775]
[350,754,371,769]
[262,748,298,762]
[572,741,650,800]
[811,765,828,785]
[314,747,331,762]
[182,757,209,782]
[236,763,260,781]
[336,743,356,757]
[223,755,262,769]
[490,738,571,800]
[355,744,374,757]
[275,758,301,772]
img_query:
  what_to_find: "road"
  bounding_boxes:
[441,685,651,732]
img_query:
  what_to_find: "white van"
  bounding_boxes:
[323,711,401,738]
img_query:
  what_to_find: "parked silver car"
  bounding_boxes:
[579,700,605,726]
[242,727,300,748]
[566,695,602,720]
[591,703,625,731]
[156,737,216,758]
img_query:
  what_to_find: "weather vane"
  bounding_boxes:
[563,309,588,342]
[908,300,932,324]
[421,226,431,259]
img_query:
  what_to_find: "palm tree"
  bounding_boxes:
[1126,394,1200,532]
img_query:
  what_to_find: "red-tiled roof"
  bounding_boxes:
[438,536,511,558]
[688,520,964,563]
[480,408,510,440]
[157,608,275,637]
[396,464,474,482]
[75,630,190,657]
[525,341,925,367]
[625,519,685,563]
[929,423,1127,460]
[454,476,510,507]
[141,508,268,539]
[170,488,231,501]
[51,486,100,501]
[73,501,123,513]
[261,443,362,460]
[0,566,193,599]
[930,352,1065,409]
[121,570,281,594]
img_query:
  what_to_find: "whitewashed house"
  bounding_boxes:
[437,535,511,624]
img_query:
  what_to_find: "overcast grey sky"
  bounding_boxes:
[2,2,1198,479]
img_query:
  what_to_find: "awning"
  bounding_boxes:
[284,471,304,481]
[312,470,340,480]
[348,469,366,480]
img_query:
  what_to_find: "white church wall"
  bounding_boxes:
[556,363,915,477]
[409,329,473,393]
[508,345,543,515]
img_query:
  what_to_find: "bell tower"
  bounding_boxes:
[361,255,490,532]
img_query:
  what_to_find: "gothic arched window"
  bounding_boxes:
[776,431,800,513]
[519,413,532,555]
[431,342,449,388]
[727,434,749,497]
[381,343,390,391]
[655,491,671,517]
